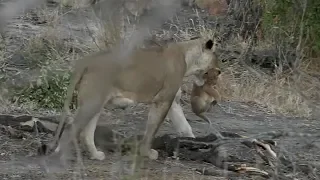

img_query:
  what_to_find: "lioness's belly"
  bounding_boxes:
[108,90,154,109]
[109,96,135,109]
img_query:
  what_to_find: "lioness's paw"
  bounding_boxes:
[184,132,195,138]
[140,148,159,160]
[149,149,159,160]
[179,131,195,138]
[90,151,105,161]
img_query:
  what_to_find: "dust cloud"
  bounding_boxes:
[92,0,182,60]
[118,0,181,59]
[0,0,182,58]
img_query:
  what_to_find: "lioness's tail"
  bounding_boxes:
[38,65,87,155]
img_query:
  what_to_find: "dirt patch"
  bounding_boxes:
[0,102,319,179]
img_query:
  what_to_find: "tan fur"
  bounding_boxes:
[190,67,223,138]
[41,38,219,161]
[191,67,222,107]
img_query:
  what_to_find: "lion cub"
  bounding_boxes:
[190,67,223,138]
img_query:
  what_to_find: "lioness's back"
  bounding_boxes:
[79,43,187,77]
[115,44,187,97]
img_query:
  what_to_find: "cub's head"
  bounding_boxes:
[203,67,221,85]
[192,38,219,86]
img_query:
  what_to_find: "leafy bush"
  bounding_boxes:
[261,0,320,56]
[12,68,73,109]
[9,32,81,110]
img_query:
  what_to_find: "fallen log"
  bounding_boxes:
[0,114,59,133]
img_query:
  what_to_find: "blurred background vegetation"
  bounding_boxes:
[1,0,320,117]
[261,0,320,58]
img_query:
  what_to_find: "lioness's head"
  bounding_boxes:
[189,38,218,86]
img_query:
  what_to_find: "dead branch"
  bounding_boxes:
[0,114,59,133]
[0,124,32,139]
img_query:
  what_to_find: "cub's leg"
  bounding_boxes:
[168,89,195,138]
[191,95,224,139]
[190,96,211,113]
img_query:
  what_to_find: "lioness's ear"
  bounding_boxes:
[216,68,221,75]
[203,39,217,52]
[205,39,214,50]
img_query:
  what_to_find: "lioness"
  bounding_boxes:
[40,37,218,161]
[190,67,223,138]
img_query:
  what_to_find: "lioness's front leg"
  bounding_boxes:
[140,100,173,160]
[57,87,107,163]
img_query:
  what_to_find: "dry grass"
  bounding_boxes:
[178,26,316,117]
[55,0,92,9]
[217,36,320,117]
[215,64,313,117]
[1,0,319,118]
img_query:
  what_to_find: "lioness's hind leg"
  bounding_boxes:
[58,94,106,162]
[81,112,105,160]
[168,89,195,138]
[168,101,195,138]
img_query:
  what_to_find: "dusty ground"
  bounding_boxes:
[0,101,319,179]
[0,0,320,180]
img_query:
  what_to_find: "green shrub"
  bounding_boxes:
[12,68,73,109]
[304,0,320,53]
[10,32,80,110]
[261,0,320,55]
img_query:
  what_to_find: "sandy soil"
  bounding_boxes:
[0,101,319,179]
